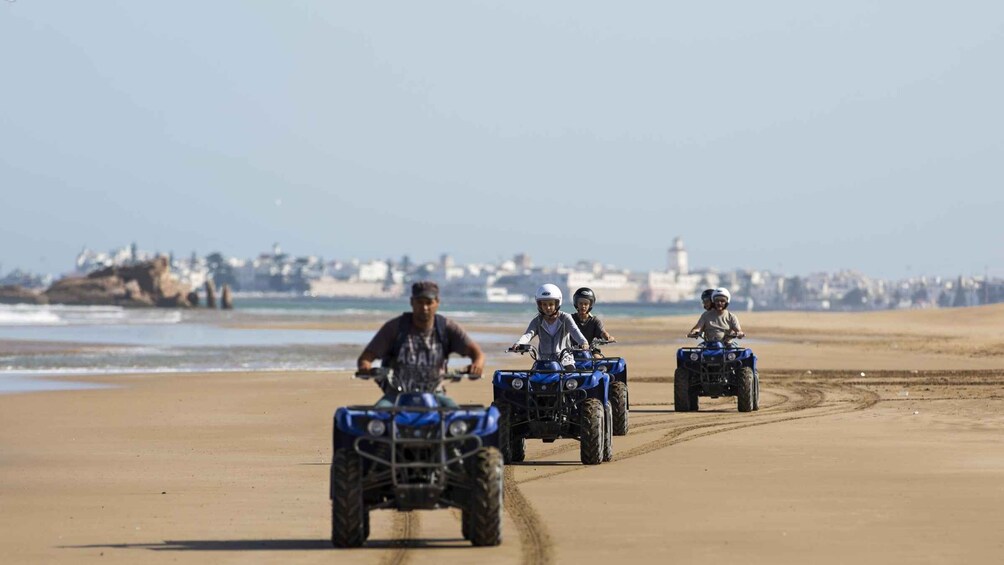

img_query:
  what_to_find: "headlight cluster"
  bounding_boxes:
[689,352,700,361]
[564,379,579,390]
[447,419,470,437]
[366,419,386,437]
[726,352,737,361]
[510,377,524,390]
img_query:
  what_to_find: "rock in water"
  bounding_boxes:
[205,280,217,309]
[0,285,48,305]
[43,257,192,308]
[221,284,233,310]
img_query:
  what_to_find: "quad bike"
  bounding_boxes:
[674,332,759,412]
[571,338,629,435]
[330,368,503,547]
[491,344,612,465]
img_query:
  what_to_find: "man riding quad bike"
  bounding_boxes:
[675,287,759,412]
[330,367,503,547]
[674,332,759,412]
[492,343,613,465]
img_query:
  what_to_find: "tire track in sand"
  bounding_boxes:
[380,377,875,565]
[379,511,418,565]
[503,465,553,565]
[495,379,814,565]
[516,379,868,486]
[525,378,807,462]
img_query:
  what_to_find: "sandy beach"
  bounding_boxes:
[2,305,1004,564]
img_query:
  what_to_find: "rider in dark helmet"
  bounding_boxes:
[571,287,615,345]
[700,288,715,311]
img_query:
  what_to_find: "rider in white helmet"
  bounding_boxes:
[511,283,589,370]
[687,287,745,345]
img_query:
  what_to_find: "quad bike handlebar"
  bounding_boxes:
[687,331,744,340]
[590,338,617,352]
[507,343,540,361]
[354,366,482,382]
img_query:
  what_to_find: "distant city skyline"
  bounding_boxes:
[1,238,996,285]
[2,3,1002,280]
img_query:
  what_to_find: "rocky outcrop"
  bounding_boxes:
[43,257,192,308]
[220,284,233,310]
[205,280,217,308]
[0,285,48,305]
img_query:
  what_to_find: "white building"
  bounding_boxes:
[564,270,641,303]
[668,237,688,275]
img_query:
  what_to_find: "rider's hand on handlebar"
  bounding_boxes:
[687,331,699,339]
[354,367,382,379]
[464,363,484,379]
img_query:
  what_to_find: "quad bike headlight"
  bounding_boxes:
[511,377,524,390]
[689,353,699,361]
[447,419,469,437]
[564,379,579,390]
[726,352,737,361]
[366,419,386,437]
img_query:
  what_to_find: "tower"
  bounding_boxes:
[668,237,688,275]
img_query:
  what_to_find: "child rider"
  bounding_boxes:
[571,287,616,345]
[511,283,589,370]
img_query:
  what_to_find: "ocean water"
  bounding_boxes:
[0,298,693,393]
[0,300,541,393]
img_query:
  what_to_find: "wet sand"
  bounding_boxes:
[2,304,1003,564]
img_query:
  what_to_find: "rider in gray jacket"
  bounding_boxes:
[511,283,589,370]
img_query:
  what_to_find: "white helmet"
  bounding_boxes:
[712,287,731,305]
[535,283,563,313]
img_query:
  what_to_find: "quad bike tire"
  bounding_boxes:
[753,371,760,411]
[675,368,697,412]
[602,402,613,462]
[610,381,629,435]
[511,434,526,463]
[738,367,755,412]
[464,447,504,546]
[494,403,517,464]
[580,398,605,465]
[330,448,367,548]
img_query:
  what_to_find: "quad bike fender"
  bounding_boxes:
[586,373,611,404]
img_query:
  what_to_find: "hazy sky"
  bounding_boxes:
[2,1,1002,279]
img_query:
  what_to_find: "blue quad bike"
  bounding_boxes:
[674,333,759,412]
[491,344,613,465]
[330,368,503,548]
[571,338,629,435]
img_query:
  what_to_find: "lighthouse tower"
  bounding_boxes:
[668,237,688,275]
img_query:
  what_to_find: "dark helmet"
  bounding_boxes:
[573,287,596,313]
[701,288,715,302]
